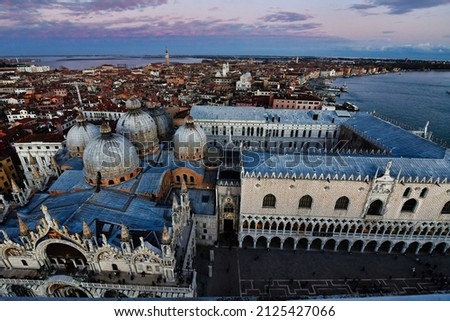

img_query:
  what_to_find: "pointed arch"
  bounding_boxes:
[334,196,349,210]
[441,201,450,214]
[420,188,428,198]
[298,195,313,209]
[401,199,418,213]
[367,200,383,215]
[403,187,412,198]
[262,194,276,208]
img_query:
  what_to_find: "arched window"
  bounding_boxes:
[403,187,411,198]
[224,203,234,213]
[441,201,450,214]
[298,195,313,209]
[334,196,349,210]
[401,199,417,213]
[262,194,276,208]
[420,188,428,198]
[367,200,383,215]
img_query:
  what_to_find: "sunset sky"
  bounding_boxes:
[1,0,450,59]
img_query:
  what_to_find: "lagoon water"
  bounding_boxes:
[30,56,450,144]
[32,55,203,70]
[333,71,450,145]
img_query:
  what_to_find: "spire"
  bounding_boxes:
[172,195,179,209]
[165,48,169,66]
[40,204,53,227]
[75,113,86,125]
[181,177,187,193]
[121,224,130,242]
[162,225,170,244]
[11,179,21,194]
[82,220,92,239]
[18,217,29,236]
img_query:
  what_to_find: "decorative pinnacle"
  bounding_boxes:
[162,225,170,244]
[11,179,21,193]
[82,220,92,239]
[181,177,187,193]
[121,224,130,242]
[18,217,29,236]
[75,113,86,123]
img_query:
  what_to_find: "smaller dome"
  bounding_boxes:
[66,114,100,157]
[125,98,142,110]
[148,107,173,140]
[116,99,159,156]
[173,116,207,161]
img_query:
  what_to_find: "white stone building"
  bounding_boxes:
[190,105,450,255]
[13,133,64,188]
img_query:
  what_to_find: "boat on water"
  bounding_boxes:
[340,84,348,92]
[345,102,359,111]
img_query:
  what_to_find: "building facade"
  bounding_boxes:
[191,105,345,152]
[13,134,64,188]
[239,154,450,254]
[191,105,450,255]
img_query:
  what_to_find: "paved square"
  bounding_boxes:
[194,246,450,299]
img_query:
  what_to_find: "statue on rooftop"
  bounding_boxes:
[40,204,53,227]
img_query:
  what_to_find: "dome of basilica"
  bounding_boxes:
[83,122,140,186]
[116,98,159,156]
[148,107,173,140]
[173,116,207,161]
[66,114,100,157]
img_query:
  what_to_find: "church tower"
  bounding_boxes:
[164,48,170,66]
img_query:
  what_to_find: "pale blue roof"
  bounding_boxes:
[135,171,167,195]
[48,170,92,193]
[15,189,171,248]
[243,151,450,182]
[345,113,446,159]
[191,106,447,160]
[190,105,352,125]
[60,156,84,170]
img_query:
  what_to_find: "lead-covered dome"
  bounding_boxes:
[148,107,173,140]
[83,123,140,186]
[173,116,207,160]
[116,98,159,156]
[66,114,100,157]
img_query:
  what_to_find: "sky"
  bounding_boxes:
[1,0,450,59]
